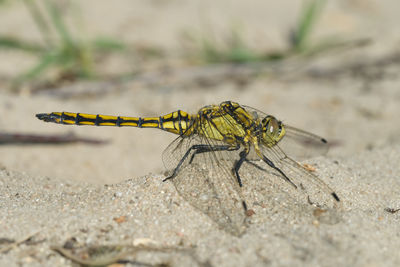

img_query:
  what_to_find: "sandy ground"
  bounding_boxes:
[0,1,400,266]
[0,146,399,266]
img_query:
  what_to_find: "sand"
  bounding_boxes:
[1,146,399,266]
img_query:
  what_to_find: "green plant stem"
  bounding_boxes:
[294,0,326,51]
[0,36,44,52]
[44,0,75,48]
[18,52,58,81]
[22,0,54,48]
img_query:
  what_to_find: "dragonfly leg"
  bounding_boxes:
[188,144,240,164]
[163,144,239,182]
[233,148,250,187]
[261,155,298,189]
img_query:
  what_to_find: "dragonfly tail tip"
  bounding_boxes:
[36,113,55,122]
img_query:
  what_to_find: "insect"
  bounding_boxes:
[36,101,340,235]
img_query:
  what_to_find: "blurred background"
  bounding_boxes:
[0,0,399,184]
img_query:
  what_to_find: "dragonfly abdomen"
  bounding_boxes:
[36,110,193,135]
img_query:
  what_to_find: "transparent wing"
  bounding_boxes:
[162,104,339,235]
[242,104,338,207]
[162,119,247,235]
[279,125,329,161]
[258,142,339,208]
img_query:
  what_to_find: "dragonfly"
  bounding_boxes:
[36,101,340,235]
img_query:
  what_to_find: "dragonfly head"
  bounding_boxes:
[261,115,286,145]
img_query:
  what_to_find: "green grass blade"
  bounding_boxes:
[0,36,45,53]
[18,52,59,81]
[44,0,75,48]
[293,0,326,50]
[92,37,125,51]
[22,0,54,48]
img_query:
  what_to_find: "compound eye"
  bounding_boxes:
[262,115,272,124]
[269,119,279,134]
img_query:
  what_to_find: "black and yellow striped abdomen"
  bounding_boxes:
[36,110,193,135]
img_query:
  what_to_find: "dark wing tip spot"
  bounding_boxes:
[332,192,340,202]
[321,138,328,144]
